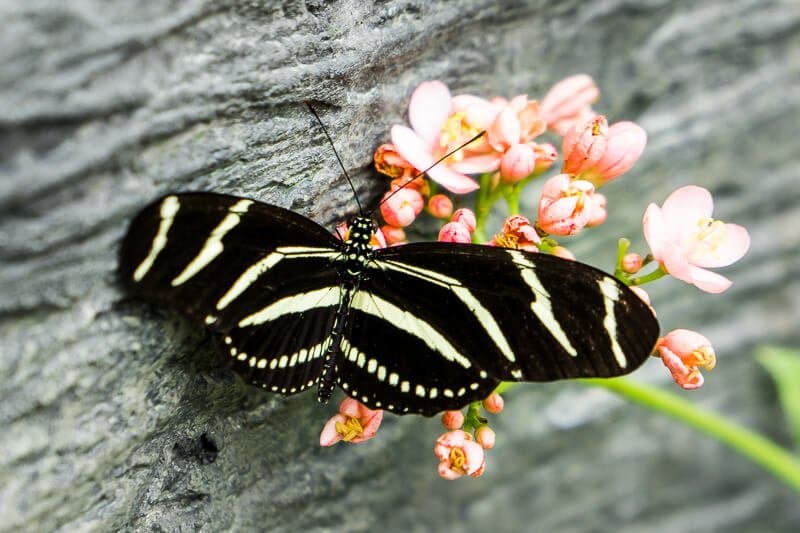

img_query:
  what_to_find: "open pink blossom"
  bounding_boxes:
[486,95,546,152]
[541,74,600,136]
[380,187,424,228]
[491,215,540,251]
[320,397,384,446]
[643,186,750,293]
[434,430,486,479]
[374,143,416,181]
[391,81,501,194]
[656,329,716,390]
[537,174,596,236]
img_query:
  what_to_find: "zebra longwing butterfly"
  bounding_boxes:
[119,192,659,416]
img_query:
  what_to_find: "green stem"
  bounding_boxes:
[614,238,631,281]
[631,266,668,285]
[583,377,800,494]
[504,183,522,216]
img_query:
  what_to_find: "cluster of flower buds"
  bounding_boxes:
[320,75,750,481]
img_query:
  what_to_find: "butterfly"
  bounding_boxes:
[119,192,659,416]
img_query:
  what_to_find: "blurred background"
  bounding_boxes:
[1,1,798,531]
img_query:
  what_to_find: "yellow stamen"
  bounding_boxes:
[439,112,481,162]
[494,234,519,249]
[687,346,716,370]
[695,218,727,248]
[335,416,364,442]
[448,447,467,473]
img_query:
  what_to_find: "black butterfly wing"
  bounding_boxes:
[336,243,658,412]
[119,192,344,394]
[336,286,501,416]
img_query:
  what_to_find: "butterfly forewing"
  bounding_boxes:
[370,243,659,382]
[119,193,345,394]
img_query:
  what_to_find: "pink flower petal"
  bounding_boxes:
[688,265,733,294]
[642,203,668,261]
[692,223,751,268]
[319,414,347,447]
[426,165,479,194]
[391,125,436,170]
[660,242,693,284]
[409,81,452,148]
[661,186,714,238]
[449,153,502,174]
[488,107,521,151]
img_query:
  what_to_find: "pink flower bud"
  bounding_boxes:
[537,174,595,236]
[500,143,536,183]
[427,194,454,219]
[441,410,464,430]
[541,74,600,136]
[381,224,406,245]
[482,392,504,414]
[562,115,609,176]
[622,253,643,273]
[475,426,496,449]
[657,329,716,390]
[451,208,476,233]
[380,187,424,228]
[585,121,647,185]
[438,221,472,243]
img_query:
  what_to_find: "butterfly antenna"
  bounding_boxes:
[306,102,364,215]
[371,130,486,215]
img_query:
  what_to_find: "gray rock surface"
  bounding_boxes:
[2,0,799,531]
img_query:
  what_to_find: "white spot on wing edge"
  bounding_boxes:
[133,195,180,282]
[598,276,627,368]
[171,199,253,286]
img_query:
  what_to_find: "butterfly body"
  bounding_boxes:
[120,192,659,416]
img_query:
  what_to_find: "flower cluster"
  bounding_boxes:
[320,75,750,480]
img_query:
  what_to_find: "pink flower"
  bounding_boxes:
[499,143,536,183]
[451,208,476,233]
[380,187,424,228]
[434,430,486,480]
[487,95,546,152]
[427,194,454,219]
[656,329,716,390]
[561,117,647,186]
[441,410,465,430]
[537,174,595,236]
[482,392,504,414]
[629,286,652,307]
[582,121,647,186]
[475,426,496,449]
[562,115,609,176]
[439,221,472,243]
[541,74,600,136]
[643,185,750,293]
[392,81,501,194]
[319,397,384,446]
[491,215,540,251]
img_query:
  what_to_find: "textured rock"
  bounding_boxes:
[2,0,799,531]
